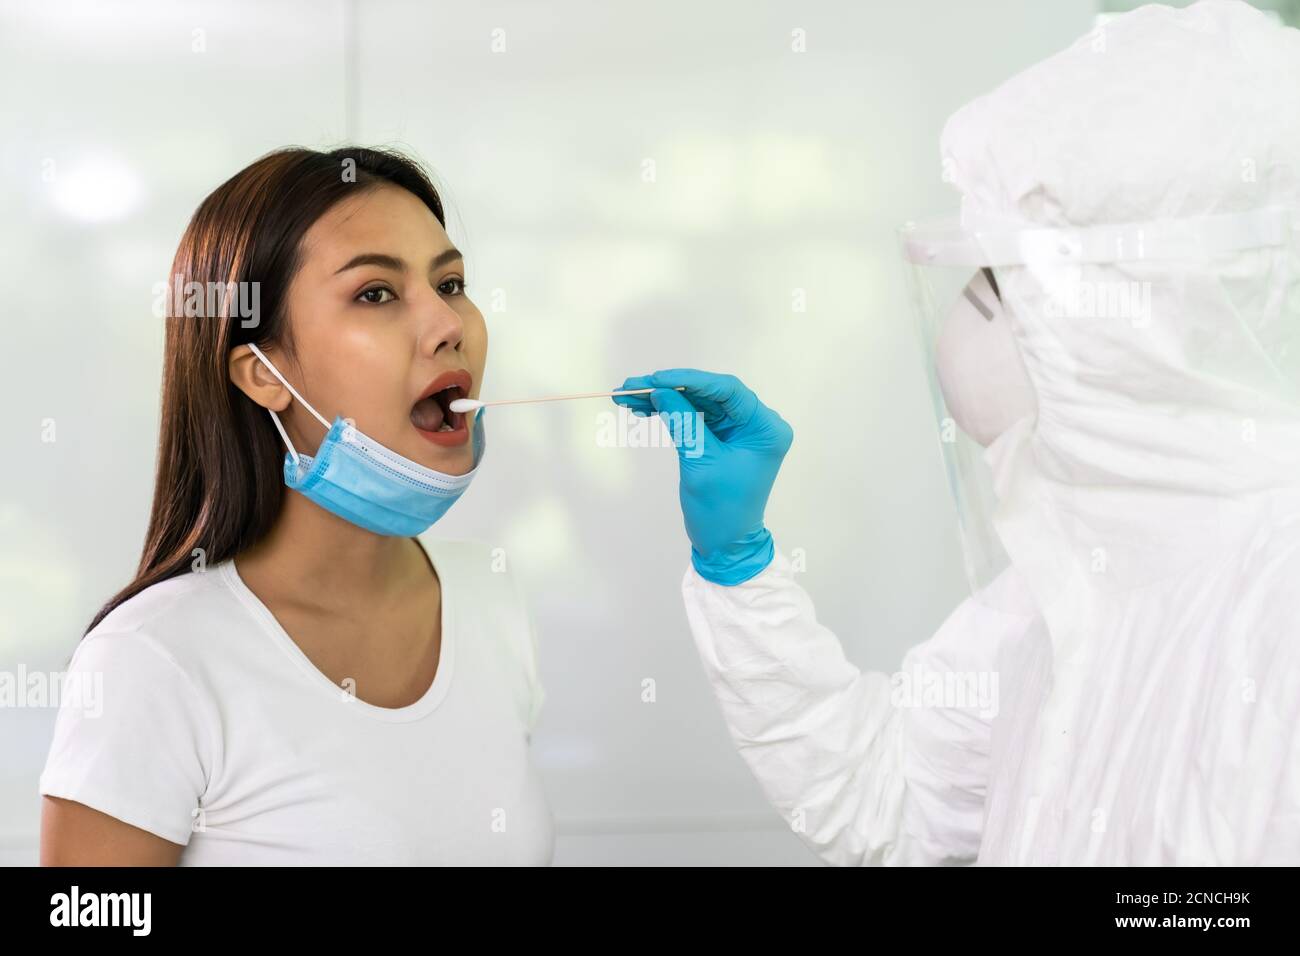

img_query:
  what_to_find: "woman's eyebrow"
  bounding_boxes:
[334,248,463,275]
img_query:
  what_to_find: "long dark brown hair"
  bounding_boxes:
[85,146,446,635]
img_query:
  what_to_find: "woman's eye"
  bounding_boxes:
[438,277,466,296]
[357,286,396,305]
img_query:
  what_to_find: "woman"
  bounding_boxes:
[39,147,554,865]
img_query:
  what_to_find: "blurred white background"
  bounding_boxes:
[0,0,1190,865]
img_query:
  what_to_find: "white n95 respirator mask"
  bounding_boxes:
[934,267,1037,448]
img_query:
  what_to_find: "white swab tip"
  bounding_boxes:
[449,397,483,413]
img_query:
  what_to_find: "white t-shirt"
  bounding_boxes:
[39,537,554,865]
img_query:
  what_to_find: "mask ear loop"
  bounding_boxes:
[245,343,332,467]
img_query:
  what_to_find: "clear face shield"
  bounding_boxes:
[897,205,1300,599]
[897,225,1030,596]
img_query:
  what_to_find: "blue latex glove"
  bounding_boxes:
[613,369,793,585]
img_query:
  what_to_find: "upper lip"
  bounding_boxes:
[415,368,473,405]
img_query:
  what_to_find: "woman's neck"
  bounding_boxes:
[233,491,429,612]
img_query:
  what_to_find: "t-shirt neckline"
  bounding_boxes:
[218,537,455,723]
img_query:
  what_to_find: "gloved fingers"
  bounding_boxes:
[612,375,656,417]
[648,387,713,453]
[644,368,736,397]
[642,366,738,395]
[648,386,696,415]
[646,368,756,425]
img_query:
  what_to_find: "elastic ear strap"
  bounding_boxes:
[266,409,300,466]
[245,343,332,430]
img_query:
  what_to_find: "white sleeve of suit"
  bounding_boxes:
[681,549,1030,866]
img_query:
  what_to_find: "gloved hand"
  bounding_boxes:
[613,369,793,585]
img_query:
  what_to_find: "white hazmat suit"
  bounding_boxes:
[681,0,1300,865]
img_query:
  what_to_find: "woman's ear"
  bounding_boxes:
[228,344,291,412]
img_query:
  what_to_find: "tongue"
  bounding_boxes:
[410,395,446,431]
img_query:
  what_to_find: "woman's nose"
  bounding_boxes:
[415,292,464,356]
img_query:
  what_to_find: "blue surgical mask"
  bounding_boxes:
[246,343,484,536]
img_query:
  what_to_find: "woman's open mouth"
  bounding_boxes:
[410,369,473,447]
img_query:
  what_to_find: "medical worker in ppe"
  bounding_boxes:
[616,0,1300,865]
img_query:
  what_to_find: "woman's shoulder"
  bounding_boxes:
[46,570,224,844]
[84,562,244,665]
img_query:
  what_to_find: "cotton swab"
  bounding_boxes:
[449,386,685,414]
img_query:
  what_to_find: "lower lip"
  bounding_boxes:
[413,418,469,447]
